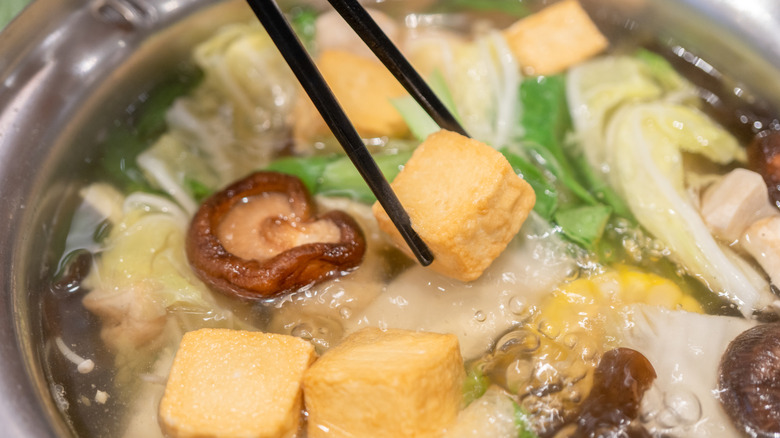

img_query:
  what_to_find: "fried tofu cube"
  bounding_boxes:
[303,327,465,438]
[503,0,608,75]
[158,328,316,438]
[293,50,408,143]
[372,130,535,282]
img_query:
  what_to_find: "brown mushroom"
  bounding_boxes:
[553,348,656,438]
[748,130,780,208]
[186,171,366,300]
[719,322,780,438]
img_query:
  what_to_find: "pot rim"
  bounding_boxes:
[1,0,780,436]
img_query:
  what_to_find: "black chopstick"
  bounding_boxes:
[244,0,434,266]
[327,0,469,138]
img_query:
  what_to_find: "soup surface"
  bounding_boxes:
[42,1,780,437]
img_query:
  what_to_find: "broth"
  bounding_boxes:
[39,1,780,437]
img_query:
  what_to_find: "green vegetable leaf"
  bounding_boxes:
[98,129,156,194]
[0,0,28,29]
[266,152,414,203]
[500,148,558,220]
[512,401,539,438]
[184,178,214,203]
[392,69,461,141]
[554,205,612,249]
[604,102,768,313]
[570,151,634,220]
[429,0,531,17]
[463,366,490,406]
[523,142,599,207]
[319,152,413,203]
[634,49,690,93]
[517,76,601,208]
[520,75,570,164]
[265,155,339,193]
[289,6,318,52]
[134,67,203,141]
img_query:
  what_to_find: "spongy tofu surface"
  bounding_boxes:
[372,130,535,282]
[293,49,408,141]
[303,327,465,438]
[503,0,608,75]
[158,328,316,438]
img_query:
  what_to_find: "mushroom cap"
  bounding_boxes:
[186,171,366,300]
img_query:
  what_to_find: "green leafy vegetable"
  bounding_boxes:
[318,152,413,203]
[520,75,570,165]
[569,151,634,220]
[567,52,767,313]
[500,148,558,220]
[265,155,338,193]
[265,152,413,203]
[429,0,531,18]
[134,66,203,141]
[184,177,214,203]
[517,75,602,207]
[99,129,156,194]
[554,205,612,249]
[512,402,539,438]
[463,366,490,406]
[0,0,28,29]
[605,102,768,313]
[137,133,220,214]
[634,49,690,93]
[508,74,617,247]
[289,6,318,52]
[98,69,202,197]
[392,70,461,141]
[521,142,599,207]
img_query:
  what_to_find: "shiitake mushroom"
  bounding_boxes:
[553,348,656,438]
[719,322,780,438]
[186,171,366,300]
[748,130,780,209]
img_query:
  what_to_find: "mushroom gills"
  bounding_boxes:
[217,192,341,261]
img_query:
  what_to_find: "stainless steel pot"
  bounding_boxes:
[1,0,779,436]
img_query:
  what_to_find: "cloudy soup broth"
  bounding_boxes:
[41,0,780,437]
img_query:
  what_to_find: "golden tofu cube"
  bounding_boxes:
[303,327,465,438]
[372,130,535,282]
[159,328,316,438]
[503,0,608,75]
[293,50,408,143]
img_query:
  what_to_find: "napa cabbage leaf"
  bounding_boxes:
[134,23,301,210]
[615,305,755,437]
[139,22,299,208]
[445,32,522,147]
[604,103,766,311]
[567,52,771,313]
[192,22,296,137]
[136,134,218,215]
[82,192,249,356]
